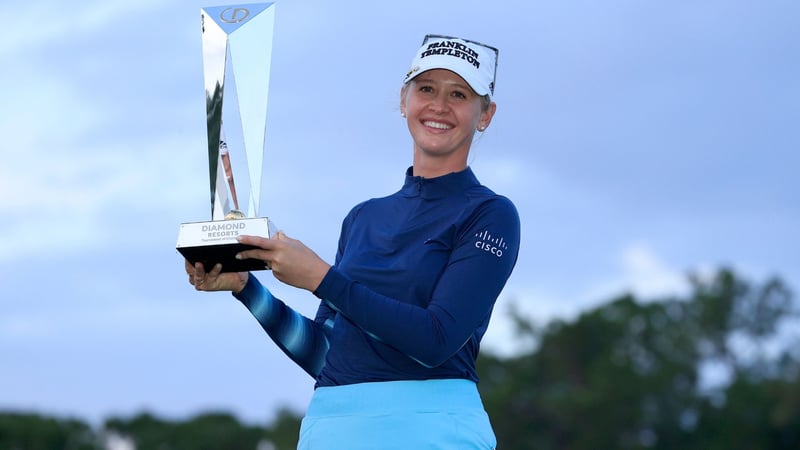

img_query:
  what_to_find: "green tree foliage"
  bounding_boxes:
[102,410,301,450]
[0,410,302,450]
[263,408,302,450]
[477,268,800,450]
[103,411,266,450]
[0,412,97,450]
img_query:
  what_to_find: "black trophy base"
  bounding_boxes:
[178,242,268,272]
[176,217,273,272]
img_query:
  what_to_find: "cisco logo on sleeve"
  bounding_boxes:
[474,230,508,257]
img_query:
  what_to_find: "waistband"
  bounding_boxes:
[305,379,485,417]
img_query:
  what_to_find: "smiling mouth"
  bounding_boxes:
[423,120,452,130]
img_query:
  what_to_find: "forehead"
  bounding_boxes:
[412,69,471,88]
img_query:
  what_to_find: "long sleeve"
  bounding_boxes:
[314,195,520,368]
[233,275,333,378]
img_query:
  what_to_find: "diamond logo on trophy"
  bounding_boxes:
[177,2,277,272]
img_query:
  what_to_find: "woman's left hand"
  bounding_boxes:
[236,231,331,292]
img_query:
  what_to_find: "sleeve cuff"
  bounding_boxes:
[313,266,350,307]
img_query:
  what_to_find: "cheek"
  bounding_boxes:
[404,95,423,114]
[460,106,483,127]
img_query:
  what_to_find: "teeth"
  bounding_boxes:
[423,121,452,130]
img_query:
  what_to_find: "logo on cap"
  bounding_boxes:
[420,40,481,69]
[404,66,420,82]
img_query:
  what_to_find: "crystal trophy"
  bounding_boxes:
[177,3,277,272]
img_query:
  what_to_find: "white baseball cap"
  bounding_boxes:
[404,34,499,97]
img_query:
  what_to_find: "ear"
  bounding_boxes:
[477,101,497,131]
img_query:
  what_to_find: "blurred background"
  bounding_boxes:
[1,0,798,448]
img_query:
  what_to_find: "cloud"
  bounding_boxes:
[0,0,163,57]
[0,297,230,342]
[580,242,694,306]
[481,287,560,357]
[0,40,207,261]
[0,315,50,341]
[0,114,206,260]
[483,242,698,357]
[618,243,692,298]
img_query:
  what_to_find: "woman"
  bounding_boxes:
[187,34,520,449]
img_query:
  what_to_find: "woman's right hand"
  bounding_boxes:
[185,260,249,294]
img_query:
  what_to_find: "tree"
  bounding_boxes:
[101,409,302,450]
[0,412,99,450]
[262,408,302,450]
[103,411,268,450]
[478,268,799,450]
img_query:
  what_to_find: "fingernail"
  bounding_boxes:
[235,254,242,260]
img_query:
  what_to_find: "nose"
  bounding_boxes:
[428,92,450,113]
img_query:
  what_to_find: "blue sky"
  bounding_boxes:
[1,0,798,426]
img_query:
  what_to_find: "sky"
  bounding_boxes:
[1,0,799,428]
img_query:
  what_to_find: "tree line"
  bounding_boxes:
[2,268,798,449]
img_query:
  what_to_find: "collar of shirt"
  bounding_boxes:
[400,166,480,200]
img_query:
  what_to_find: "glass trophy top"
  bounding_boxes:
[201,3,275,221]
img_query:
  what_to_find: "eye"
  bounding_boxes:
[418,85,434,93]
[451,90,467,99]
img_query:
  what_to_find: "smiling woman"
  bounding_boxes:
[398,35,498,179]
[185,34,519,450]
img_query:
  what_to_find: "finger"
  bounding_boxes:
[193,262,207,285]
[208,263,223,277]
[194,262,208,277]
[236,248,271,262]
[276,231,298,243]
[184,259,194,275]
[237,234,273,247]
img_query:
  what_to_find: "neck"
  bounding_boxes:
[412,151,468,178]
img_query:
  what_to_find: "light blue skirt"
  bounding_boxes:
[297,379,496,450]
